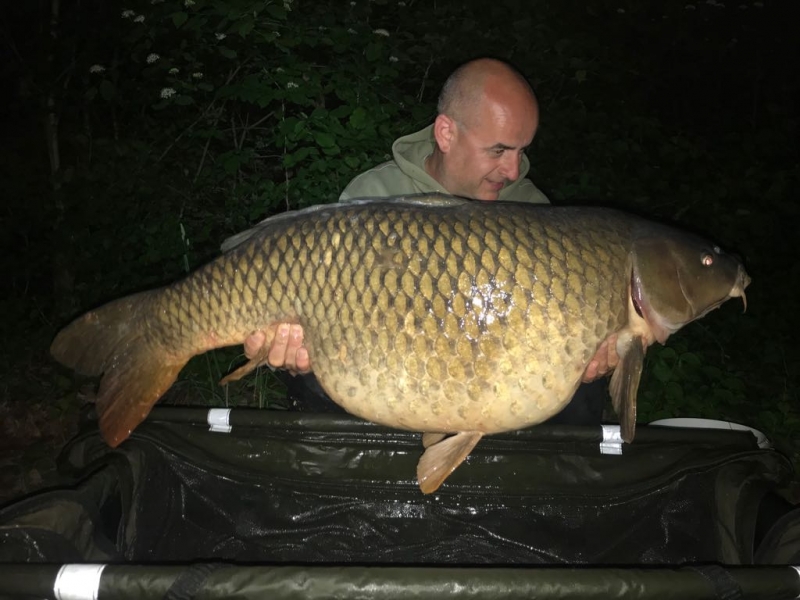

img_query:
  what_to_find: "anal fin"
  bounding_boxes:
[422,432,447,448]
[608,336,645,443]
[416,431,483,494]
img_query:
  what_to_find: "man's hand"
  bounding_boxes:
[244,323,312,375]
[582,335,619,383]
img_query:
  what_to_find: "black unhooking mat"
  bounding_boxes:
[1,407,800,599]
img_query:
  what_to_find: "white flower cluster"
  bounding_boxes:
[146,53,160,64]
[373,28,390,36]
[121,9,135,18]
[134,15,145,22]
[192,72,203,79]
[389,55,398,63]
[215,33,226,40]
[160,87,176,99]
[89,64,106,74]
[185,0,195,6]
[287,81,299,89]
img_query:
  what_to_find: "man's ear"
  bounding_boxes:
[433,114,457,153]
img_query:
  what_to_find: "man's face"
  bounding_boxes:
[438,97,538,201]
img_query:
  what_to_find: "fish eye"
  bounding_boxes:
[701,253,714,267]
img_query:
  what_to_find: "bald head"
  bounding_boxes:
[426,58,540,201]
[437,58,537,128]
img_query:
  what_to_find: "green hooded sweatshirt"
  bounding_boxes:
[221,125,548,252]
[339,124,549,204]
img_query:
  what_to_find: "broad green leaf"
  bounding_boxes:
[652,360,673,383]
[239,20,255,38]
[315,132,336,148]
[172,11,188,28]
[266,4,287,19]
[349,107,368,129]
[659,347,678,360]
[679,352,702,367]
[665,381,684,403]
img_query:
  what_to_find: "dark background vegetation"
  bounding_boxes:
[1,0,798,499]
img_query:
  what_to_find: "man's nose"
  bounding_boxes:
[499,153,520,181]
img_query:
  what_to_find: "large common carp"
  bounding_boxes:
[51,194,749,493]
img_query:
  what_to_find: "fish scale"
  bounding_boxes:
[50,194,749,493]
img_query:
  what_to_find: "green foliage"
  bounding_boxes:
[638,338,747,423]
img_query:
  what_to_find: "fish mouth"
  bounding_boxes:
[630,263,751,345]
[690,264,751,319]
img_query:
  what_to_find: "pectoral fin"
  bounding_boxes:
[220,351,267,385]
[608,336,645,443]
[221,329,279,384]
[416,431,483,494]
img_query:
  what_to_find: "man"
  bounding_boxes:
[237,58,617,421]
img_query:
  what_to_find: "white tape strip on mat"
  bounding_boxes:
[600,424,623,455]
[54,564,106,600]
[208,408,233,433]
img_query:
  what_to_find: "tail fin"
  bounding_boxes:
[51,291,187,447]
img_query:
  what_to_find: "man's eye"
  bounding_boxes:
[492,149,504,157]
